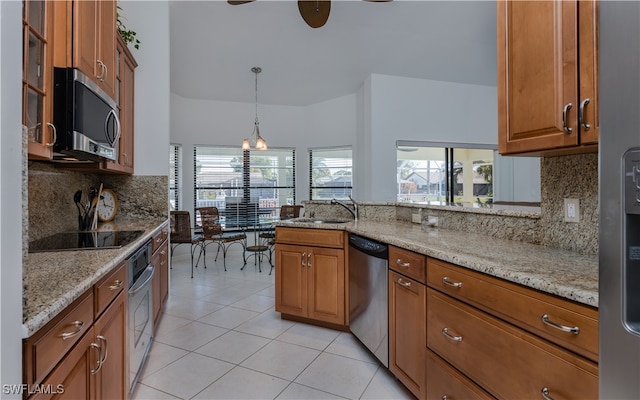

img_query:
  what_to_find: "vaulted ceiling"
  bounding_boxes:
[169,0,497,107]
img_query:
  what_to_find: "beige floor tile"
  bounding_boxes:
[324,332,379,364]
[153,313,192,338]
[141,352,234,399]
[170,281,221,299]
[197,305,260,329]
[241,340,321,381]
[140,341,189,378]
[294,353,378,399]
[131,383,180,400]
[195,331,270,364]
[192,366,289,400]
[360,367,415,399]
[154,320,228,351]
[276,323,341,351]
[230,293,275,312]
[163,295,225,320]
[234,310,296,339]
[276,383,346,399]
[256,287,275,298]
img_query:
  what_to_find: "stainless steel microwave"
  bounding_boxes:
[52,67,120,162]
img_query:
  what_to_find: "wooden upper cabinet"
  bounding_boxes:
[73,0,117,101]
[497,0,598,155]
[23,0,56,160]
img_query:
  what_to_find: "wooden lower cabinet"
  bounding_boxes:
[152,238,169,328]
[426,350,494,400]
[31,291,126,400]
[426,288,598,400]
[275,243,345,325]
[93,290,127,400]
[388,270,426,399]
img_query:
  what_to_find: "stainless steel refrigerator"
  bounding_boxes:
[600,2,640,398]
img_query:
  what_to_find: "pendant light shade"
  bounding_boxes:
[242,67,268,150]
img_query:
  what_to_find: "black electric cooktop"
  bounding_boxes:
[28,230,144,253]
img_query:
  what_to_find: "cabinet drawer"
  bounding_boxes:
[276,227,344,248]
[23,290,94,387]
[427,258,598,362]
[389,246,425,283]
[427,288,598,400]
[95,260,126,318]
[152,223,169,253]
[426,350,495,400]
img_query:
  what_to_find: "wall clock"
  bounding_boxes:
[97,189,119,222]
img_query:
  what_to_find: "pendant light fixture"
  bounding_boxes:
[242,66,268,151]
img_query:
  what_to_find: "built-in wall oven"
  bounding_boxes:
[128,240,155,393]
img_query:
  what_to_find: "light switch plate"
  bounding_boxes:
[564,198,580,223]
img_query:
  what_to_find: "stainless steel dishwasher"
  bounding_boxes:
[349,234,389,367]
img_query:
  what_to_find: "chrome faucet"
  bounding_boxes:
[331,195,358,220]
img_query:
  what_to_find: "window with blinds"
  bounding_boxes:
[309,147,353,200]
[194,146,295,227]
[169,144,182,210]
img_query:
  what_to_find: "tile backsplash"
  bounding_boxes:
[27,162,168,242]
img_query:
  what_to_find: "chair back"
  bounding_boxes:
[196,207,223,238]
[170,211,193,243]
[280,205,303,220]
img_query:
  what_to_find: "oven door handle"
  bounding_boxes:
[128,265,155,295]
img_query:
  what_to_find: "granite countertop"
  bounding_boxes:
[23,217,168,337]
[276,219,598,308]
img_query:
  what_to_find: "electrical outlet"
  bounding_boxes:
[412,213,421,224]
[427,216,439,227]
[564,198,580,223]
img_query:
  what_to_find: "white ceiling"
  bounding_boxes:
[169,0,497,107]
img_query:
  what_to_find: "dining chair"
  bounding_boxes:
[169,210,204,278]
[196,206,247,271]
[261,204,304,274]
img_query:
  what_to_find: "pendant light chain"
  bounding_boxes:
[254,66,259,127]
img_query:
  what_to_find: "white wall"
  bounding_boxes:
[120,1,171,176]
[1,1,25,396]
[365,74,501,201]
[170,92,359,216]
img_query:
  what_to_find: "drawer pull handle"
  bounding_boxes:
[442,327,462,342]
[442,396,448,400]
[442,277,462,288]
[541,314,580,334]
[302,252,307,267]
[396,259,410,268]
[59,320,85,340]
[307,253,312,268]
[97,335,108,365]
[397,278,411,288]
[109,279,123,291]
[541,387,553,400]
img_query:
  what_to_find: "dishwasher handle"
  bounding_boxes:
[349,234,388,259]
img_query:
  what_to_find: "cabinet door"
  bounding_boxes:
[389,270,426,399]
[307,247,345,324]
[159,241,169,306]
[73,0,99,81]
[578,0,599,145]
[152,247,162,326]
[24,0,55,160]
[31,332,96,400]
[73,0,117,100]
[498,0,579,154]
[97,0,117,100]
[275,244,307,317]
[94,291,127,400]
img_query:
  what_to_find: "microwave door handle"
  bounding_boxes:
[105,109,121,147]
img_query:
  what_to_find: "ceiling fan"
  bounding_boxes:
[228,0,391,29]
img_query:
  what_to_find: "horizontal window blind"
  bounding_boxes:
[309,147,352,200]
[194,146,296,227]
[169,144,182,210]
